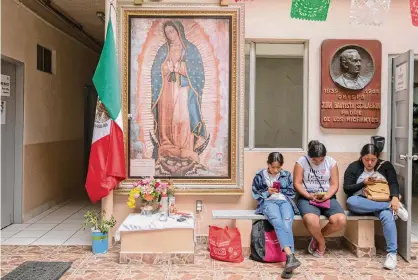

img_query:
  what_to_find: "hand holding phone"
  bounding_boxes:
[272,181,281,192]
[267,188,276,195]
[364,177,376,185]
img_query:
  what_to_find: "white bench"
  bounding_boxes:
[212,209,379,258]
[212,210,378,221]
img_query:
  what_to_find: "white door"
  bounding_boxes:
[1,60,16,229]
[391,50,415,261]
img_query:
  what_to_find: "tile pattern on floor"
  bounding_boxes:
[1,200,418,279]
[1,243,418,280]
[1,200,99,245]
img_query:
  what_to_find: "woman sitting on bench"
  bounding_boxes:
[252,152,301,279]
[293,140,347,258]
[344,143,408,270]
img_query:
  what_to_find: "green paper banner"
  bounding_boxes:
[291,0,331,22]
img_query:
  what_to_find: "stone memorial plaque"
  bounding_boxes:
[321,39,382,129]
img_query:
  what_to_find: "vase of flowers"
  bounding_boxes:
[127,177,174,215]
[82,210,116,254]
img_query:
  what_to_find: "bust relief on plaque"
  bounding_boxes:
[330,46,375,90]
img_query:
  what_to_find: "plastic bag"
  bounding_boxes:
[249,220,286,263]
[208,225,244,263]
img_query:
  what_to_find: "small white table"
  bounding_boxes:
[116,212,195,264]
[115,212,195,241]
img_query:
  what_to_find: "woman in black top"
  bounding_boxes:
[343,144,408,270]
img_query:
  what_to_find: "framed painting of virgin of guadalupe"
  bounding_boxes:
[117,3,245,193]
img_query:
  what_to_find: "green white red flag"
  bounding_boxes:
[85,18,126,203]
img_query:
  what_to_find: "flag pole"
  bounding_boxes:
[101,0,117,249]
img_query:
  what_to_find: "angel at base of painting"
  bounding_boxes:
[149,20,210,176]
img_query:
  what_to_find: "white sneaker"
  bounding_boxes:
[383,253,397,270]
[396,203,409,221]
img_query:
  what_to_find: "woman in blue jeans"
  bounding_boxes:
[252,152,301,279]
[344,143,408,270]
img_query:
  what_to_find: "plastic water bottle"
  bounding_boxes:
[159,194,168,221]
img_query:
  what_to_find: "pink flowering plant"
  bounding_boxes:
[127,177,173,208]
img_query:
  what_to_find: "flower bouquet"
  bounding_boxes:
[127,177,174,215]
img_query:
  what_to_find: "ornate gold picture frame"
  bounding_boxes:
[116,3,245,194]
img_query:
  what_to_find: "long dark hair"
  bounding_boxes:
[267,152,284,165]
[359,144,381,161]
[308,140,327,158]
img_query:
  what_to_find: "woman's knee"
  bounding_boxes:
[281,204,295,221]
[329,213,347,229]
[346,196,360,209]
[303,214,320,228]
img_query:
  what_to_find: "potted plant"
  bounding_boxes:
[127,177,174,215]
[82,210,116,254]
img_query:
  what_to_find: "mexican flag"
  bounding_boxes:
[85,18,126,203]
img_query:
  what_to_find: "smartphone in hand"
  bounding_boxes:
[272,181,281,192]
[314,192,326,200]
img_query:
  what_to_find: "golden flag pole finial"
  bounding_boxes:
[220,0,229,6]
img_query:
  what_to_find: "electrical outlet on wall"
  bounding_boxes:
[196,200,203,213]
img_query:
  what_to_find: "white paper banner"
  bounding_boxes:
[1,75,10,97]
[395,63,408,92]
[349,0,391,26]
[1,101,6,125]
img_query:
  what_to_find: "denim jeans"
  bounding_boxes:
[262,199,295,253]
[346,195,397,253]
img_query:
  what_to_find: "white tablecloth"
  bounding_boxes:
[115,212,195,242]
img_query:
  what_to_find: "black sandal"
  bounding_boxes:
[281,270,293,279]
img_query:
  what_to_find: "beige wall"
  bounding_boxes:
[112,0,418,237]
[1,0,99,220]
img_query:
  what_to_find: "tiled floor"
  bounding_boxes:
[1,200,99,245]
[2,200,418,279]
[1,243,418,280]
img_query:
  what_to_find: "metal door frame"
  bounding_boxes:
[387,54,418,161]
[1,55,24,224]
[386,53,417,261]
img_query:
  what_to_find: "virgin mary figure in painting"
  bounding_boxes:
[150,20,210,176]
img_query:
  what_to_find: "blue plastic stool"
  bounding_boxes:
[92,231,108,254]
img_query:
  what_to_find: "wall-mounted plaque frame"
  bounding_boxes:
[321,39,382,129]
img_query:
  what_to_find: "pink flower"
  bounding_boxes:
[155,182,160,188]
[134,193,140,199]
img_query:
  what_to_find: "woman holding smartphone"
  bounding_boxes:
[344,143,408,270]
[252,152,301,278]
[293,141,346,258]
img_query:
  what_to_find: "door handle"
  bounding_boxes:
[399,154,409,160]
[399,154,418,160]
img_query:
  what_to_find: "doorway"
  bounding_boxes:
[1,57,24,228]
[388,51,416,262]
